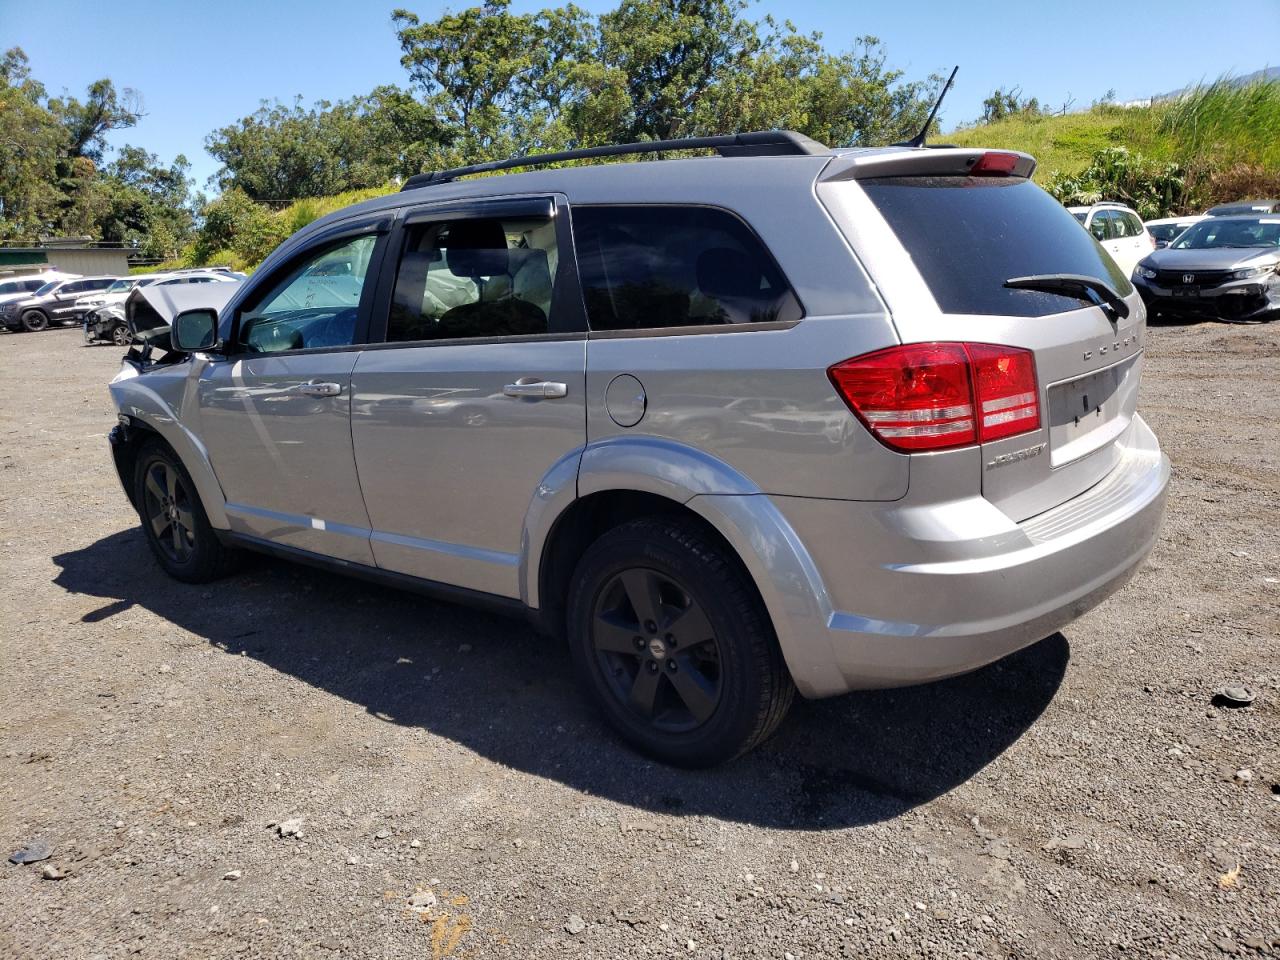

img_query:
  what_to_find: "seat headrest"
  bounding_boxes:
[696,247,764,299]
[445,220,510,279]
[508,247,549,281]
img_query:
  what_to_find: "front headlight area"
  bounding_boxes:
[1135,265,1158,280]
[1232,263,1276,281]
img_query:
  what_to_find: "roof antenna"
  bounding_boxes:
[896,65,959,148]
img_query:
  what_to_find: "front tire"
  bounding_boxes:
[21,310,48,332]
[111,323,132,346]
[133,440,233,583]
[567,517,794,767]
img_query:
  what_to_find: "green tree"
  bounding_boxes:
[392,1,595,164]
[205,86,447,200]
[192,188,288,266]
[391,0,944,166]
[0,48,64,239]
[93,146,198,257]
[0,47,164,244]
[979,87,1042,124]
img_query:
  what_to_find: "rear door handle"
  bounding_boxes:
[295,381,343,397]
[503,380,568,399]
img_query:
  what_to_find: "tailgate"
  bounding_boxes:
[819,164,1146,521]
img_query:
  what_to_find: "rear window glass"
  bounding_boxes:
[861,176,1132,317]
[572,205,803,331]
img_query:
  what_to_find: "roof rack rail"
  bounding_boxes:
[400,130,828,191]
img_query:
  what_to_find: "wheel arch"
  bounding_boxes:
[110,378,229,529]
[525,437,841,698]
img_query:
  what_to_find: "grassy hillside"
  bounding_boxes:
[949,108,1139,180]
[949,80,1280,191]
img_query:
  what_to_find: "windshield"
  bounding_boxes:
[862,176,1130,317]
[34,281,59,297]
[1071,211,1087,223]
[1172,218,1280,249]
[106,279,137,293]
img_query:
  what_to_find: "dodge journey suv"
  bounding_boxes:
[107,131,1170,766]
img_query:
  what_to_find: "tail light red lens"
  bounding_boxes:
[969,151,1021,177]
[966,343,1041,442]
[829,342,1040,452]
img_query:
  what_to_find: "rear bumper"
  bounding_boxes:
[758,415,1169,696]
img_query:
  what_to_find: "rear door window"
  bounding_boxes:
[861,176,1131,317]
[570,205,803,331]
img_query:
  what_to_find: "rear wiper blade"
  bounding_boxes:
[1003,273,1130,320]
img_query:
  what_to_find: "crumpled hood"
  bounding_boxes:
[126,280,242,349]
[1143,247,1280,271]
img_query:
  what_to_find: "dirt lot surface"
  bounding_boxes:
[1,321,1277,960]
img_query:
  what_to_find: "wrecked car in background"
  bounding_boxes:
[84,271,239,346]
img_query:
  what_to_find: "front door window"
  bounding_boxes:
[238,234,377,353]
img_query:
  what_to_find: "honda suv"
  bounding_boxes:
[106,132,1170,766]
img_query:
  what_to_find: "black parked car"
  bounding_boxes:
[0,275,117,332]
[1132,215,1280,323]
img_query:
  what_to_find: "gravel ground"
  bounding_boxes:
[0,321,1276,960]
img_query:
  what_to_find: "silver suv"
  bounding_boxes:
[107,132,1170,766]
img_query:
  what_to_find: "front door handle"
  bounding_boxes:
[296,381,342,397]
[503,379,568,399]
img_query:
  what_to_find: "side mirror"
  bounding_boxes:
[1154,239,1168,249]
[170,308,219,353]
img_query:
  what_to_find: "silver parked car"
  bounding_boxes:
[106,131,1170,766]
[1133,215,1280,322]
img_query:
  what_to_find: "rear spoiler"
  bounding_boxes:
[819,147,1037,183]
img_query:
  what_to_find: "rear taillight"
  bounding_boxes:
[829,342,1040,452]
[966,343,1040,442]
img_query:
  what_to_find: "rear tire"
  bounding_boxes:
[133,439,234,583]
[21,310,48,332]
[567,517,794,767]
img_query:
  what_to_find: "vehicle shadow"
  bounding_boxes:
[53,529,1069,830]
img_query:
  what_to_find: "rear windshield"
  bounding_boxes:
[862,176,1131,317]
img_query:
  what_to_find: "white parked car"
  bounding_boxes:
[1068,203,1155,277]
[1143,214,1207,248]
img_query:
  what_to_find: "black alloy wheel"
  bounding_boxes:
[567,517,795,767]
[591,566,724,734]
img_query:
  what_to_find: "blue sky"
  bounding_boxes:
[3,0,1277,192]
